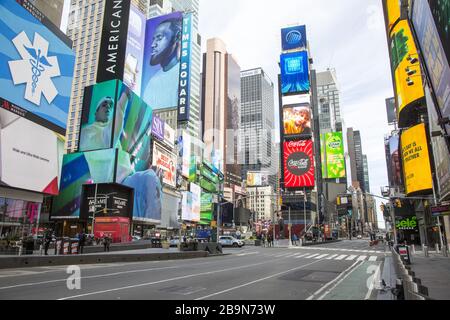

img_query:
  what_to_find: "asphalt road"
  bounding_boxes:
[0,239,389,300]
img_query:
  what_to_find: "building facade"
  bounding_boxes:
[247,186,274,221]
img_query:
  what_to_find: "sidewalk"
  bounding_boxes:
[408,248,450,300]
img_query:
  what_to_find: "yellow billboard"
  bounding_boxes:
[401,123,433,195]
[385,0,401,32]
[390,20,425,118]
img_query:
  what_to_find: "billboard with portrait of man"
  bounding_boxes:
[282,103,312,138]
[141,12,183,110]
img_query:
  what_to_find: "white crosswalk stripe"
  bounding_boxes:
[335,255,348,260]
[346,255,358,261]
[304,253,320,259]
[357,255,368,261]
[295,254,310,259]
[326,254,338,260]
[368,256,378,261]
[315,254,329,259]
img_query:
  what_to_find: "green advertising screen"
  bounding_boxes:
[201,193,213,213]
[323,132,346,179]
[200,165,219,184]
[200,177,218,193]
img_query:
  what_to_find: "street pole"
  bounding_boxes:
[288,206,292,248]
[304,188,307,241]
[92,184,98,236]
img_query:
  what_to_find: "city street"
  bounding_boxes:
[0,240,388,300]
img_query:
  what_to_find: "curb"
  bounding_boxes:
[0,251,211,270]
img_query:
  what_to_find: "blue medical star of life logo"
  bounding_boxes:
[8,31,61,106]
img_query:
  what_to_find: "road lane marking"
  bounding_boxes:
[307,260,363,300]
[57,259,296,300]
[315,254,329,259]
[304,254,320,259]
[368,256,378,261]
[195,258,328,300]
[326,254,338,260]
[236,252,259,257]
[295,254,310,259]
[345,255,358,261]
[357,256,368,261]
[335,255,347,260]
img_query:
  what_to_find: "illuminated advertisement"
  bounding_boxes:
[383,0,401,32]
[96,0,131,83]
[283,140,315,188]
[79,80,153,160]
[116,149,162,223]
[322,132,346,179]
[123,6,146,94]
[178,13,193,122]
[280,51,310,95]
[190,183,201,222]
[246,172,269,187]
[152,143,177,188]
[51,149,117,219]
[390,20,425,119]
[164,123,175,149]
[201,193,213,214]
[401,123,433,195]
[0,109,64,195]
[412,0,450,134]
[388,135,403,188]
[80,183,134,220]
[181,191,192,221]
[160,192,180,229]
[151,115,165,141]
[181,131,192,178]
[281,25,307,51]
[283,103,312,137]
[141,12,183,110]
[0,0,75,134]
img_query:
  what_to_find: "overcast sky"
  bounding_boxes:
[198,0,394,228]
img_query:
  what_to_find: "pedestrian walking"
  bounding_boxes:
[261,234,266,247]
[78,231,86,254]
[44,230,52,255]
[102,233,111,252]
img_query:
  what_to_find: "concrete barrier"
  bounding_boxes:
[0,251,209,270]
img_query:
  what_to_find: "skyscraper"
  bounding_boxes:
[148,0,202,140]
[64,0,147,153]
[201,38,242,191]
[317,68,342,133]
[240,68,277,189]
[30,0,65,28]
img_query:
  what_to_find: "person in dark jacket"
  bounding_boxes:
[78,231,86,254]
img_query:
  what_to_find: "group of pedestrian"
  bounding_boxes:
[261,233,274,247]
[101,233,112,252]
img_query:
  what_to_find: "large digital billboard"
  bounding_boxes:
[390,20,425,120]
[116,150,162,223]
[280,51,310,95]
[383,0,401,32]
[283,140,315,189]
[190,183,201,222]
[79,80,153,158]
[281,25,307,52]
[177,13,193,122]
[282,103,312,137]
[246,172,269,187]
[321,132,346,179]
[385,135,403,188]
[152,143,177,188]
[0,109,64,195]
[141,12,183,111]
[0,0,75,134]
[412,0,450,134]
[51,149,117,219]
[401,123,433,195]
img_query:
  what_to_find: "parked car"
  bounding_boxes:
[219,236,244,248]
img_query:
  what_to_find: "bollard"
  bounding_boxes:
[424,246,429,257]
[435,243,440,254]
[411,244,416,255]
[443,245,449,258]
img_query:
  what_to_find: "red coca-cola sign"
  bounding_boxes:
[283,140,315,188]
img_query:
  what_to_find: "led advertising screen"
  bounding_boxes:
[322,132,346,179]
[383,0,401,32]
[152,143,177,188]
[280,51,310,95]
[282,103,312,137]
[178,13,193,122]
[181,191,192,221]
[151,115,165,141]
[390,20,425,120]
[283,140,315,189]
[412,0,450,134]
[79,80,153,158]
[246,172,269,187]
[51,149,117,219]
[141,12,183,110]
[80,183,134,221]
[389,135,403,188]
[116,150,162,223]
[0,0,75,134]
[190,183,201,222]
[123,5,146,95]
[401,123,433,195]
[0,109,64,195]
[281,25,307,52]
[160,192,180,229]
